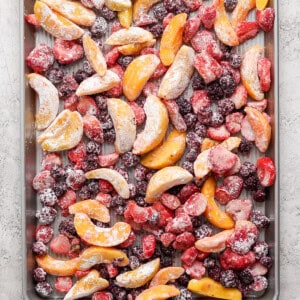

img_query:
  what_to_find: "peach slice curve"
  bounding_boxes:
[118,7,132,28]
[104,0,132,11]
[136,285,181,300]
[149,267,185,287]
[231,0,256,29]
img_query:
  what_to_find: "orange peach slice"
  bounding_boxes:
[221,137,241,151]
[118,39,156,55]
[146,166,193,203]
[107,98,136,154]
[158,45,195,100]
[194,149,212,179]
[240,45,264,101]
[133,0,162,22]
[69,199,110,223]
[195,230,234,253]
[64,270,109,300]
[83,34,107,76]
[76,71,120,97]
[201,177,235,229]
[160,13,187,66]
[188,278,242,300]
[104,0,132,11]
[105,27,154,45]
[123,55,160,101]
[201,138,219,152]
[118,7,132,28]
[140,129,186,169]
[85,168,130,198]
[39,0,96,26]
[214,0,239,46]
[245,107,271,153]
[231,0,256,29]
[116,258,160,288]
[256,0,269,10]
[136,285,180,300]
[34,1,84,40]
[27,73,59,130]
[74,213,131,247]
[149,267,185,287]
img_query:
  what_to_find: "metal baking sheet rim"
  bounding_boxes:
[20,0,280,298]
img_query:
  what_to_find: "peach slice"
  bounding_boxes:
[231,0,256,29]
[240,45,264,101]
[118,7,132,28]
[34,1,84,40]
[83,34,107,76]
[213,0,239,47]
[149,267,185,287]
[118,39,156,55]
[140,129,186,169]
[160,13,187,66]
[105,27,154,45]
[195,230,234,253]
[85,168,130,198]
[123,55,160,101]
[194,149,213,180]
[116,258,160,288]
[104,0,132,11]
[158,45,195,100]
[201,177,235,229]
[221,137,241,151]
[74,212,131,247]
[27,73,59,130]
[107,98,136,154]
[256,0,269,10]
[136,285,180,300]
[69,199,110,223]
[64,270,109,300]
[76,71,120,97]
[188,278,242,300]
[245,107,271,153]
[39,0,96,26]
[146,166,193,203]
[133,0,162,22]
[201,138,219,152]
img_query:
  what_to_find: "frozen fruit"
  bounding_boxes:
[193,149,212,180]
[165,213,193,234]
[35,225,54,244]
[163,100,187,132]
[258,57,271,92]
[256,8,275,32]
[236,21,260,43]
[150,267,184,287]
[226,199,252,221]
[35,281,53,297]
[50,234,71,255]
[224,0,238,11]
[220,248,256,270]
[33,267,47,282]
[141,235,156,259]
[104,0,131,11]
[54,38,84,65]
[105,47,120,67]
[247,99,268,112]
[225,112,243,134]
[256,157,276,187]
[160,193,181,210]
[198,4,216,29]
[241,116,255,142]
[173,232,196,250]
[55,276,73,293]
[117,7,132,28]
[183,0,202,11]
[77,96,99,117]
[231,0,256,30]
[135,285,180,300]
[183,17,201,43]
[184,261,206,279]
[249,275,268,292]
[25,14,40,26]
[181,247,198,266]
[183,193,207,217]
[32,241,48,256]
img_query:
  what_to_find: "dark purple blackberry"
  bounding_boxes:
[191,216,202,228]
[82,154,99,172]
[194,224,213,239]
[39,188,57,207]
[58,218,77,238]
[96,265,110,279]
[35,281,53,297]
[167,185,184,195]
[129,288,144,299]
[131,245,143,259]
[194,123,207,138]
[176,97,192,115]
[184,113,197,129]
[160,244,175,256]
[238,281,251,297]
[100,6,117,20]
[78,185,91,200]
[83,59,95,75]
[91,16,107,37]
[208,266,221,282]
[134,164,148,181]
[239,161,257,178]
[260,256,273,268]
[146,170,155,181]
[149,210,160,225]
[116,205,126,215]
[182,161,194,174]
[136,95,146,107]
[73,69,89,83]
[115,167,129,182]
[220,43,232,60]
[203,257,216,269]
[230,53,242,68]
[250,210,270,229]
[164,0,184,13]
[118,55,134,69]
[58,75,78,98]
[112,195,126,206]
[186,148,198,162]
[253,241,269,260]
[244,175,259,191]
[121,152,140,168]
[160,255,173,267]
[128,183,137,198]
[210,112,225,127]
[95,95,108,110]
[135,196,146,207]
[207,81,224,101]
[224,0,238,12]
[36,206,57,225]
[129,255,140,270]
[103,128,116,143]
[220,270,238,288]
[177,273,191,286]
[86,141,102,155]
[239,137,253,154]
[64,164,74,175]
[100,116,113,131]
[175,288,193,300]
[186,132,202,148]
[136,180,147,196]
[50,165,66,181]
[253,189,267,202]
[45,68,64,85]
[192,73,206,90]
[219,75,236,96]
[152,3,168,21]
[66,169,85,190]
[33,267,47,282]
[32,241,48,256]
[197,106,212,125]
[87,180,100,195]
[239,269,254,285]
[217,98,235,116]
[53,182,67,197]
[149,24,164,38]
[110,286,127,300]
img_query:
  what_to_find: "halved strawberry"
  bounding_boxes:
[141,235,156,259]
[64,94,79,111]
[258,57,271,92]
[68,141,87,164]
[57,189,76,210]
[160,232,176,247]
[173,232,196,250]
[198,4,216,30]
[83,114,104,144]
[50,234,71,255]
[207,125,230,142]
[161,193,181,210]
[119,231,136,248]
[225,112,244,134]
[106,64,124,98]
[105,47,119,67]
[181,246,198,266]
[226,199,252,221]
[190,90,211,114]
[256,8,275,32]
[230,84,247,109]
[55,276,73,293]
[256,157,276,187]
[220,248,256,270]
[250,262,268,276]
[92,291,113,300]
[41,153,62,171]
[166,213,193,234]
[53,39,84,65]
[183,17,201,43]
[77,96,99,116]
[184,260,206,279]
[183,193,207,216]
[98,152,119,167]
[236,21,260,43]
[128,102,146,126]
[152,202,174,227]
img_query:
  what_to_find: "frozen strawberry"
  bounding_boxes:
[57,189,76,210]
[183,0,202,11]
[181,246,198,266]
[178,183,199,203]
[160,232,176,247]
[111,21,123,33]
[119,231,136,248]
[250,262,268,276]
[215,187,231,205]
[66,169,86,190]
[197,250,209,261]
[143,81,159,97]
[75,270,91,278]
[225,112,243,134]
[241,117,255,141]
[53,39,84,65]
[207,125,230,142]
[141,223,163,238]
[183,193,207,216]
[163,13,174,27]
[64,94,79,111]
[105,47,119,67]
[127,201,153,224]
[83,114,104,144]
[256,8,275,32]
[50,234,71,255]
[223,175,243,199]
[247,99,268,112]
[184,260,206,279]
[190,90,210,114]
[140,47,159,56]
[77,96,99,116]
[98,152,119,167]
[161,193,181,210]
[152,202,174,227]
[106,263,119,278]
[191,31,222,61]
[35,225,54,244]
[152,62,168,79]
[183,17,201,43]
[142,235,156,259]
[95,192,111,207]
[106,64,124,97]
[256,157,276,187]
[99,179,114,193]
[163,100,187,132]
[135,14,158,26]
[226,199,252,222]
[173,232,195,250]
[58,75,79,98]
[175,206,186,216]
[32,171,55,192]
[258,57,271,92]
[220,248,256,270]
[230,84,247,109]
[26,43,54,73]
[128,102,146,126]
[25,14,40,27]
[41,153,62,171]
[198,4,216,29]
[249,276,268,292]
[92,291,113,300]
[236,21,260,43]
[55,276,72,293]
[68,141,86,164]
[166,213,193,234]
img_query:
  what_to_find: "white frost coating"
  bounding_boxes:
[158,45,195,100]
[193,149,212,179]
[104,0,132,11]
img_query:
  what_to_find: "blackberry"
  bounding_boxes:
[146,170,155,181]
[95,221,110,228]
[115,167,129,181]
[192,73,206,90]
[220,43,232,60]
[224,0,238,12]
[203,257,216,269]
[50,165,66,181]
[160,255,173,267]
[78,185,91,200]
[58,218,77,238]
[253,241,269,260]
[95,95,108,110]
[208,266,221,282]
[96,265,109,279]
[210,112,224,127]
[35,281,53,297]
[33,267,47,282]
[186,132,202,149]
[167,185,184,195]
[176,97,192,115]
[194,122,207,138]
[134,164,148,181]
[58,75,78,98]
[149,24,164,38]
[207,81,224,101]
[39,189,57,207]
[136,181,147,196]
[87,180,100,195]
[191,216,202,228]
[164,0,185,13]
[152,3,168,21]
[175,288,192,300]
[186,148,198,162]
[220,270,238,288]
[230,53,242,68]
[217,98,235,116]
[177,273,191,286]
[194,224,213,239]
[253,189,267,202]
[100,6,117,20]
[82,154,99,172]
[36,206,57,225]
[112,195,126,206]
[250,210,270,229]
[53,182,67,197]
[160,245,175,256]
[91,16,107,37]
[99,113,113,130]
[197,106,212,125]
[129,255,140,270]
[121,152,140,168]
[239,161,257,178]
[73,69,89,83]
[45,68,64,85]
[131,245,143,259]
[184,113,197,128]
[110,286,127,300]
[260,256,273,268]
[116,205,126,215]
[32,241,48,256]
[239,269,254,285]
[118,55,134,69]
[219,75,236,96]
[244,175,259,191]
[182,161,194,174]
[128,183,137,198]
[103,128,116,143]
[83,59,95,75]
[86,141,102,155]
[239,137,254,154]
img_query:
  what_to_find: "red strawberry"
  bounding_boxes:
[152,202,174,227]
[183,193,207,216]
[225,112,243,134]
[160,232,176,247]
[249,276,268,292]
[250,262,268,276]
[163,100,187,132]
[50,234,71,255]
[98,179,114,193]
[247,99,268,112]
[258,57,271,92]
[141,235,156,259]
[75,270,90,278]
[226,199,253,222]
[55,276,72,293]
[184,260,206,279]
[230,84,247,109]
[141,223,162,238]
[236,21,260,43]
[64,94,79,111]
[92,292,113,300]
[83,114,104,144]
[53,39,83,65]
[35,225,54,244]
[241,117,255,141]
[223,175,244,199]
[128,102,146,126]
[183,17,201,43]
[143,81,159,97]
[32,170,55,192]
[111,21,123,33]
[105,47,119,67]
[26,43,54,73]
[119,231,136,248]
[161,193,181,210]
[165,213,193,234]
[106,64,124,97]
[220,248,256,270]
[207,125,230,142]
[181,246,198,266]
[173,232,195,250]
[198,4,216,29]
[190,90,211,114]
[57,189,76,210]
[152,62,168,79]
[183,0,202,11]
[175,206,186,216]
[98,152,119,167]
[25,14,40,27]
[215,187,231,205]
[163,13,174,27]
[77,96,99,116]
[256,157,276,187]
[68,141,86,164]
[127,201,152,224]
[197,250,209,261]
[106,263,119,278]
[178,183,199,203]
[140,47,159,56]
[256,8,275,32]
[41,153,62,171]
[95,192,111,207]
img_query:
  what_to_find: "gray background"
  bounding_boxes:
[0,0,299,298]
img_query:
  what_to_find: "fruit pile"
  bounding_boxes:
[26,0,276,299]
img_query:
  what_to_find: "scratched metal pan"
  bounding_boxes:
[21,0,279,299]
